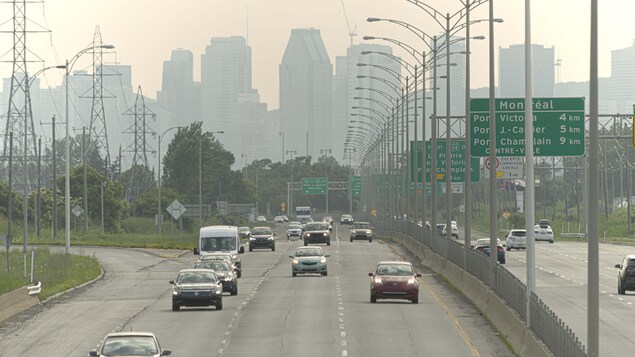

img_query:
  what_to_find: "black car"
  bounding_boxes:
[303,222,331,246]
[170,269,223,311]
[340,214,354,225]
[200,253,241,278]
[194,260,238,296]
[616,255,635,295]
[249,226,276,251]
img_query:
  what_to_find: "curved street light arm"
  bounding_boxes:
[361,50,415,76]
[355,86,397,106]
[367,17,433,48]
[357,63,403,84]
[356,74,401,96]
[364,35,423,65]
[351,112,385,128]
[353,96,393,116]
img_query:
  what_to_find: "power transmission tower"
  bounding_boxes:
[123,86,156,206]
[87,26,111,177]
[1,0,45,192]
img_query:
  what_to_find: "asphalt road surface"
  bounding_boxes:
[0,223,513,356]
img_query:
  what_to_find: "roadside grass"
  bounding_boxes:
[0,247,101,300]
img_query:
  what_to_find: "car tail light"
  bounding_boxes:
[534,230,539,234]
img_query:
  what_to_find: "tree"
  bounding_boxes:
[162,122,236,206]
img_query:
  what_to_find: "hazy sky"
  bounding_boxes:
[2,0,633,109]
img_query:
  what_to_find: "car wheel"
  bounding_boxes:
[231,285,238,296]
[271,245,275,252]
[549,240,554,244]
[368,238,372,243]
[292,272,297,277]
[618,280,626,295]
[172,302,180,311]
[322,271,328,276]
[350,238,353,242]
[506,246,511,251]
[216,300,223,310]
[500,259,506,264]
[411,296,419,304]
[249,246,253,252]
[236,271,242,278]
[304,240,308,246]
[327,240,331,246]
[370,295,377,303]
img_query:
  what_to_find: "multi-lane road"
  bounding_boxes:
[500,240,635,356]
[0,223,513,357]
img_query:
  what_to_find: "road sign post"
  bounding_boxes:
[471,97,585,157]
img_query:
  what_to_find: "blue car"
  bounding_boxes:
[289,246,329,276]
[473,238,505,264]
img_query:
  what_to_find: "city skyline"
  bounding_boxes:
[1,0,633,110]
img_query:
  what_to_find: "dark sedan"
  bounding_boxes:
[170,269,223,311]
[303,222,331,246]
[616,255,635,294]
[194,260,238,295]
[249,226,276,251]
[369,261,421,304]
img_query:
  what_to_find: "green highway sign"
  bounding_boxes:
[410,139,480,183]
[470,97,585,157]
[350,176,362,197]
[302,177,328,195]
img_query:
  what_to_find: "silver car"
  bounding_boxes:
[89,332,171,357]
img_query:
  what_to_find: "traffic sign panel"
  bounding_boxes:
[167,199,186,220]
[470,97,585,157]
[410,139,480,183]
[350,176,362,196]
[302,177,328,195]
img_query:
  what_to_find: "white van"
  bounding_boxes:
[193,226,245,267]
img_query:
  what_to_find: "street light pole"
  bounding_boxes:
[279,132,285,163]
[157,126,181,235]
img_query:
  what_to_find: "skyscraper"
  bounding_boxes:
[157,49,196,128]
[279,28,333,160]
[201,36,253,157]
[610,40,635,113]
[499,44,555,98]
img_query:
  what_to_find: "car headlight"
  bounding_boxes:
[172,287,182,295]
[292,259,299,264]
[249,237,255,241]
[268,236,274,240]
[323,233,328,237]
[232,255,238,260]
[407,278,417,285]
[224,276,233,281]
[374,277,382,285]
[215,288,222,294]
[320,257,326,263]
[366,230,373,235]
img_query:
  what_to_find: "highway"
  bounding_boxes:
[501,241,635,356]
[0,223,512,357]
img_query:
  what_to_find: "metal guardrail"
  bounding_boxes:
[372,218,586,357]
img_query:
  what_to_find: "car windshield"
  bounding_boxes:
[101,336,158,356]
[252,228,272,235]
[376,264,413,276]
[628,260,635,268]
[200,236,236,251]
[305,223,328,231]
[177,271,217,283]
[288,225,302,229]
[352,223,370,229]
[194,261,231,271]
[238,227,249,232]
[295,248,323,257]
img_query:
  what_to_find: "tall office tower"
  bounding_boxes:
[345,44,400,162]
[279,28,333,160]
[610,40,635,113]
[499,44,555,98]
[157,49,195,129]
[201,36,252,157]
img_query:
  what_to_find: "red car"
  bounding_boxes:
[369,261,422,304]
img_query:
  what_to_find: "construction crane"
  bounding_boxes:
[340,0,357,47]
